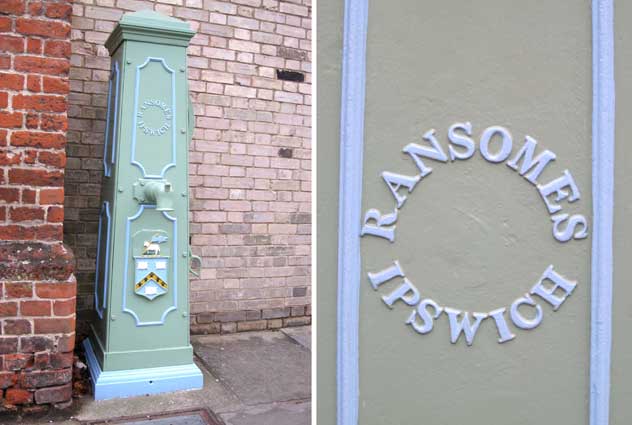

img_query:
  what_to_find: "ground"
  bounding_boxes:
[2,327,311,425]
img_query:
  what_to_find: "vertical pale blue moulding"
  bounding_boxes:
[337,0,368,424]
[590,0,615,424]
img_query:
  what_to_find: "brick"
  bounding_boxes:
[20,336,54,353]
[5,388,33,405]
[38,151,66,167]
[9,168,64,186]
[56,333,74,352]
[40,114,67,131]
[0,188,20,203]
[11,127,67,148]
[0,16,12,32]
[22,188,36,203]
[26,75,40,92]
[10,207,45,222]
[0,35,22,54]
[22,369,71,388]
[20,301,51,316]
[261,307,290,319]
[35,282,75,299]
[16,18,70,39]
[33,317,74,334]
[4,319,32,335]
[28,1,42,15]
[12,94,66,112]
[237,320,267,332]
[39,188,64,204]
[0,225,35,240]
[49,352,72,368]
[44,2,72,19]
[15,56,69,75]
[35,224,62,241]
[46,206,63,222]
[0,147,22,166]
[0,372,16,389]
[42,76,68,94]
[5,283,32,298]
[34,383,71,404]
[0,337,18,354]
[4,353,33,370]
[0,301,17,317]
[26,37,42,54]
[43,40,70,58]
[52,298,74,316]
[0,0,26,15]
[0,72,24,90]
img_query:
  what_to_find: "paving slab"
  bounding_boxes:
[192,330,311,406]
[281,325,311,350]
[219,401,310,425]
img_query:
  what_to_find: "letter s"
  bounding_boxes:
[447,122,475,161]
[551,213,588,242]
[406,299,443,334]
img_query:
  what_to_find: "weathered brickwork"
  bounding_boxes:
[0,0,76,409]
[66,0,311,332]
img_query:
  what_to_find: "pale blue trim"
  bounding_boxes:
[110,61,120,170]
[337,0,368,424]
[83,339,202,400]
[122,205,178,326]
[590,1,614,425]
[94,201,112,320]
[131,57,177,179]
[102,62,119,177]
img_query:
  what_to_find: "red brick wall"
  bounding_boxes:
[66,0,311,333]
[0,0,75,409]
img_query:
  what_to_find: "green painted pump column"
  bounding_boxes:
[83,10,203,400]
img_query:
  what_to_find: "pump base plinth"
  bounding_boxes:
[83,339,203,400]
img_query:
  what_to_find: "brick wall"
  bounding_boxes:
[0,0,76,410]
[66,0,311,333]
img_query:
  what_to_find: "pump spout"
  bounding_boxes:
[143,180,173,211]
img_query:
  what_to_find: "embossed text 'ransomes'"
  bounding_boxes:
[361,123,588,346]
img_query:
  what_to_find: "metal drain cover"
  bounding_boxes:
[84,408,223,425]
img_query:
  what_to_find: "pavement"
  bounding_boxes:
[5,326,311,425]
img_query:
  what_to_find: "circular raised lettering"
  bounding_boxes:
[362,122,588,346]
[137,99,172,137]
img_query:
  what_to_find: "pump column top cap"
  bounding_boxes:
[105,10,195,55]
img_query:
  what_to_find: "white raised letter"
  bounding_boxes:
[530,265,577,310]
[444,308,488,346]
[406,299,443,334]
[538,170,581,214]
[382,171,420,209]
[488,307,516,343]
[551,213,588,242]
[402,129,448,176]
[479,126,513,163]
[506,136,556,184]
[360,208,398,242]
[382,278,420,308]
[367,261,404,290]
[510,294,543,329]
[447,122,475,161]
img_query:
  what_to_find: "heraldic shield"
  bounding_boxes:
[134,256,169,300]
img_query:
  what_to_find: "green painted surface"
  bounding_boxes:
[318,1,598,424]
[611,1,632,423]
[89,11,195,372]
[360,2,591,424]
[315,0,343,422]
